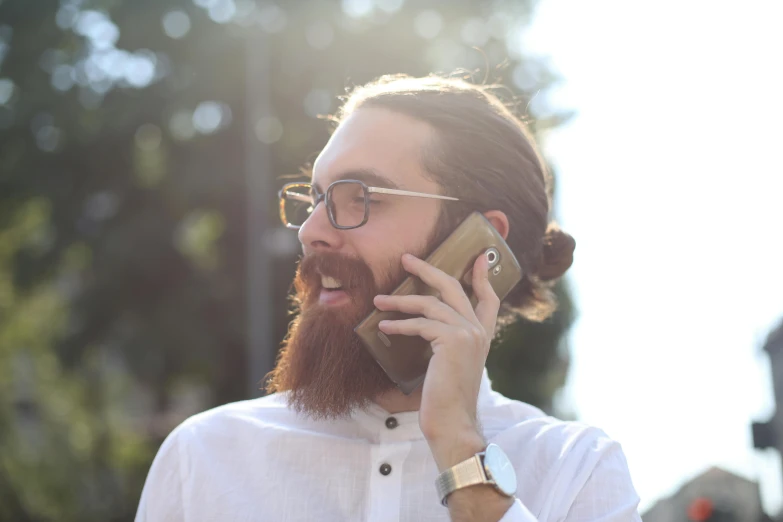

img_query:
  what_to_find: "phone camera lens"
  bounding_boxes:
[485,248,499,267]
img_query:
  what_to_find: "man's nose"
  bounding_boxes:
[298,200,343,252]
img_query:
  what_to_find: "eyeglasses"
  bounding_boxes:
[278,179,460,230]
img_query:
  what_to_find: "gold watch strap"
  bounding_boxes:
[435,453,488,506]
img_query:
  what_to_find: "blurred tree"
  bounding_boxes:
[0,0,574,519]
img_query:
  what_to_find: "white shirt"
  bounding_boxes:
[136,369,641,522]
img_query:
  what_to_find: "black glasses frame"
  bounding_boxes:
[278,179,460,231]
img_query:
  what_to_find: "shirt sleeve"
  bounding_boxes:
[562,439,641,521]
[498,498,539,521]
[135,425,188,522]
[499,438,641,522]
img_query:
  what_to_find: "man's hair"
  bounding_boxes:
[333,74,576,322]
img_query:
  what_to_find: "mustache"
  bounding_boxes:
[294,252,378,306]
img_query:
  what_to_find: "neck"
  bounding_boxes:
[374,385,424,414]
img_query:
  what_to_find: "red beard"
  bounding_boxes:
[265,251,407,419]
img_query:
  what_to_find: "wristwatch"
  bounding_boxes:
[435,443,517,506]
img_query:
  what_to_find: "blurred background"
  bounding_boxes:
[0,0,781,521]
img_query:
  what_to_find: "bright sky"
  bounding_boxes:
[523,0,783,515]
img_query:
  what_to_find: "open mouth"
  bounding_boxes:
[319,275,350,305]
[321,275,344,292]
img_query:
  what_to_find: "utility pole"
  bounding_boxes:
[244,30,275,398]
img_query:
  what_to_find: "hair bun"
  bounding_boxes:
[536,223,575,282]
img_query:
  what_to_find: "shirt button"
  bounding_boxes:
[379,463,392,476]
[385,417,398,429]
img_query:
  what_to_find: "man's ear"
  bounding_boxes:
[482,210,509,240]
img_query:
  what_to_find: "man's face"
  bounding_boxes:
[301,107,444,290]
[267,108,446,419]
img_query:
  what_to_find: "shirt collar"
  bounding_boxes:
[350,368,496,442]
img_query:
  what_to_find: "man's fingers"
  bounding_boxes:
[373,294,463,327]
[471,252,501,336]
[378,317,454,343]
[401,254,474,320]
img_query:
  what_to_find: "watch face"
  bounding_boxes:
[484,444,517,497]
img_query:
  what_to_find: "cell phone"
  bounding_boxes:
[354,212,523,395]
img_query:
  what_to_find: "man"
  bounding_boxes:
[136,75,640,521]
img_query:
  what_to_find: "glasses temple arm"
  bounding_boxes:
[282,190,313,203]
[367,187,459,201]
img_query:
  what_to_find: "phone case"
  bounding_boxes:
[354,212,523,394]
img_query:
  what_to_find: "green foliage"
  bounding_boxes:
[0,200,151,521]
[0,0,574,519]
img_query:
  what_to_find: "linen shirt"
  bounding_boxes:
[136,369,641,521]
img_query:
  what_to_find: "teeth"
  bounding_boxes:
[321,276,343,290]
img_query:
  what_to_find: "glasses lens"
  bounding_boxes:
[329,181,367,228]
[281,184,314,228]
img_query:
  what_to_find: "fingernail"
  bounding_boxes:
[379,320,389,327]
[403,253,415,261]
[375,294,387,300]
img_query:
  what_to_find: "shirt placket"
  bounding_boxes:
[366,416,413,522]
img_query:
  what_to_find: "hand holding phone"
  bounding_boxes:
[354,212,523,394]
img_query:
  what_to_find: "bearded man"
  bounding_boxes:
[136,75,641,522]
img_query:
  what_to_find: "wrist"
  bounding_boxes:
[427,428,487,472]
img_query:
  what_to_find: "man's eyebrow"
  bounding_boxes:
[312,169,401,193]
